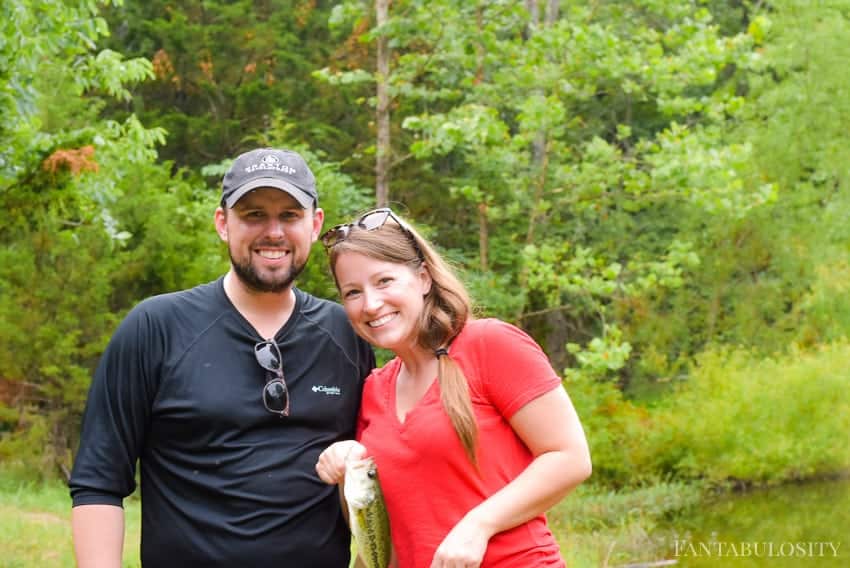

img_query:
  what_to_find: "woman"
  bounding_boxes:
[315,208,591,568]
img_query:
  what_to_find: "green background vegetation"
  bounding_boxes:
[1,0,848,565]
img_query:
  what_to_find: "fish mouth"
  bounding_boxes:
[347,491,376,509]
[344,458,380,509]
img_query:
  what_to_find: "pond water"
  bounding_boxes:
[659,478,849,567]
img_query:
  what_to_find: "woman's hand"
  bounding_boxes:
[429,511,492,568]
[315,440,367,484]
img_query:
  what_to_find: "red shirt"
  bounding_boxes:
[357,319,566,568]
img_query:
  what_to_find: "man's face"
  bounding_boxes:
[215,188,324,293]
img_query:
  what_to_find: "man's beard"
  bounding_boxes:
[229,250,306,293]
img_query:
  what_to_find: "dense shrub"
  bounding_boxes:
[571,342,850,488]
[657,344,850,484]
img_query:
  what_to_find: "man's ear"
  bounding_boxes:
[214,207,228,241]
[311,207,325,242]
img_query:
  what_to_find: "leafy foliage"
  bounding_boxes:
[0,0,222,475]
[567,342,850,487]
[655,344,850,484]
[1,0,849,489]
[99,0,359,168]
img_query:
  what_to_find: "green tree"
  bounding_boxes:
[0,0,221,478]
[622,0,850,374]
[318,0,766,377]
[100,0,360,169]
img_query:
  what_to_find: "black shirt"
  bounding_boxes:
[70,278,374,567]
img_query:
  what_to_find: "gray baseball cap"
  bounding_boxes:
[221,148,318,208]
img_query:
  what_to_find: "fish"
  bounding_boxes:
[344,456,392,568]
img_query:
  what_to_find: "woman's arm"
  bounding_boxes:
[430,385,591,568]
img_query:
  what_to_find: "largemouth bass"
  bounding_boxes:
[344,456,391,568]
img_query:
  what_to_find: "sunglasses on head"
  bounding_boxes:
[320,208,424,260]
[254,339,290,417]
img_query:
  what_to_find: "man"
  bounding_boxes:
[69,148,374,567]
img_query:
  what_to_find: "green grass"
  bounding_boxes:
[4,474,848,568]
[0,473,694,568]
[551,481,704,567]
[0,475,141,568]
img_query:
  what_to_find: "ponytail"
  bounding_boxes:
[436,349,478,466]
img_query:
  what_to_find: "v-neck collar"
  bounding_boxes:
[387,358,439,426]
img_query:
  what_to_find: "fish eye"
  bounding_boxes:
[367,468,377,479]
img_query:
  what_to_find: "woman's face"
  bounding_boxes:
[334,251,432,354]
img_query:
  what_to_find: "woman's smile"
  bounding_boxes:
[368,312,399,328]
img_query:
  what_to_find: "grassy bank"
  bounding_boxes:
[1,474,698,568]
[0,474,141,568]
[3,474,848,567]
[553,480,705,566]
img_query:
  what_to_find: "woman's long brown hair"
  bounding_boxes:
[327,215,478,465]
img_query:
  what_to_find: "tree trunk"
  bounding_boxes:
[546,0,558,24]
[478,202,489,271]
[517,0,559,321]
[476,2,489,271]
[527,0,560,226]
[525,0,539,38]
[375,0,390,207]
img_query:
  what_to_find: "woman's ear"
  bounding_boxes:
[419,264,433,296]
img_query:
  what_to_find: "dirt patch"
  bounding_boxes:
[0,506,69,526]
[0,377,29,406]
[23,511,68,525]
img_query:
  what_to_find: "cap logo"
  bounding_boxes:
[245,153,296,175]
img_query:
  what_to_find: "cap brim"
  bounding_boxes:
[225,177,314,208]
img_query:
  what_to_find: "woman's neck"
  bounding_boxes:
[396,345,438,384]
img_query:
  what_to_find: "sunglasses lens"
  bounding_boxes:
[255,342,280,371]
[360,210,391,231]
[255,340,289,416]
[323,224,353,248]
[264,380,289,413]
[321,209,420,260]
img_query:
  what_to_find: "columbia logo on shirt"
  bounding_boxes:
[312,385,342,396]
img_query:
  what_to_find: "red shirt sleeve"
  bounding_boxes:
[459,319,562,420]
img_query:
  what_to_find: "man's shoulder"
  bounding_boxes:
[294,289,372,363]
[121,279,226,330]
[296,289,349,325]
[138,279,221,309]
[101,279,228,356]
